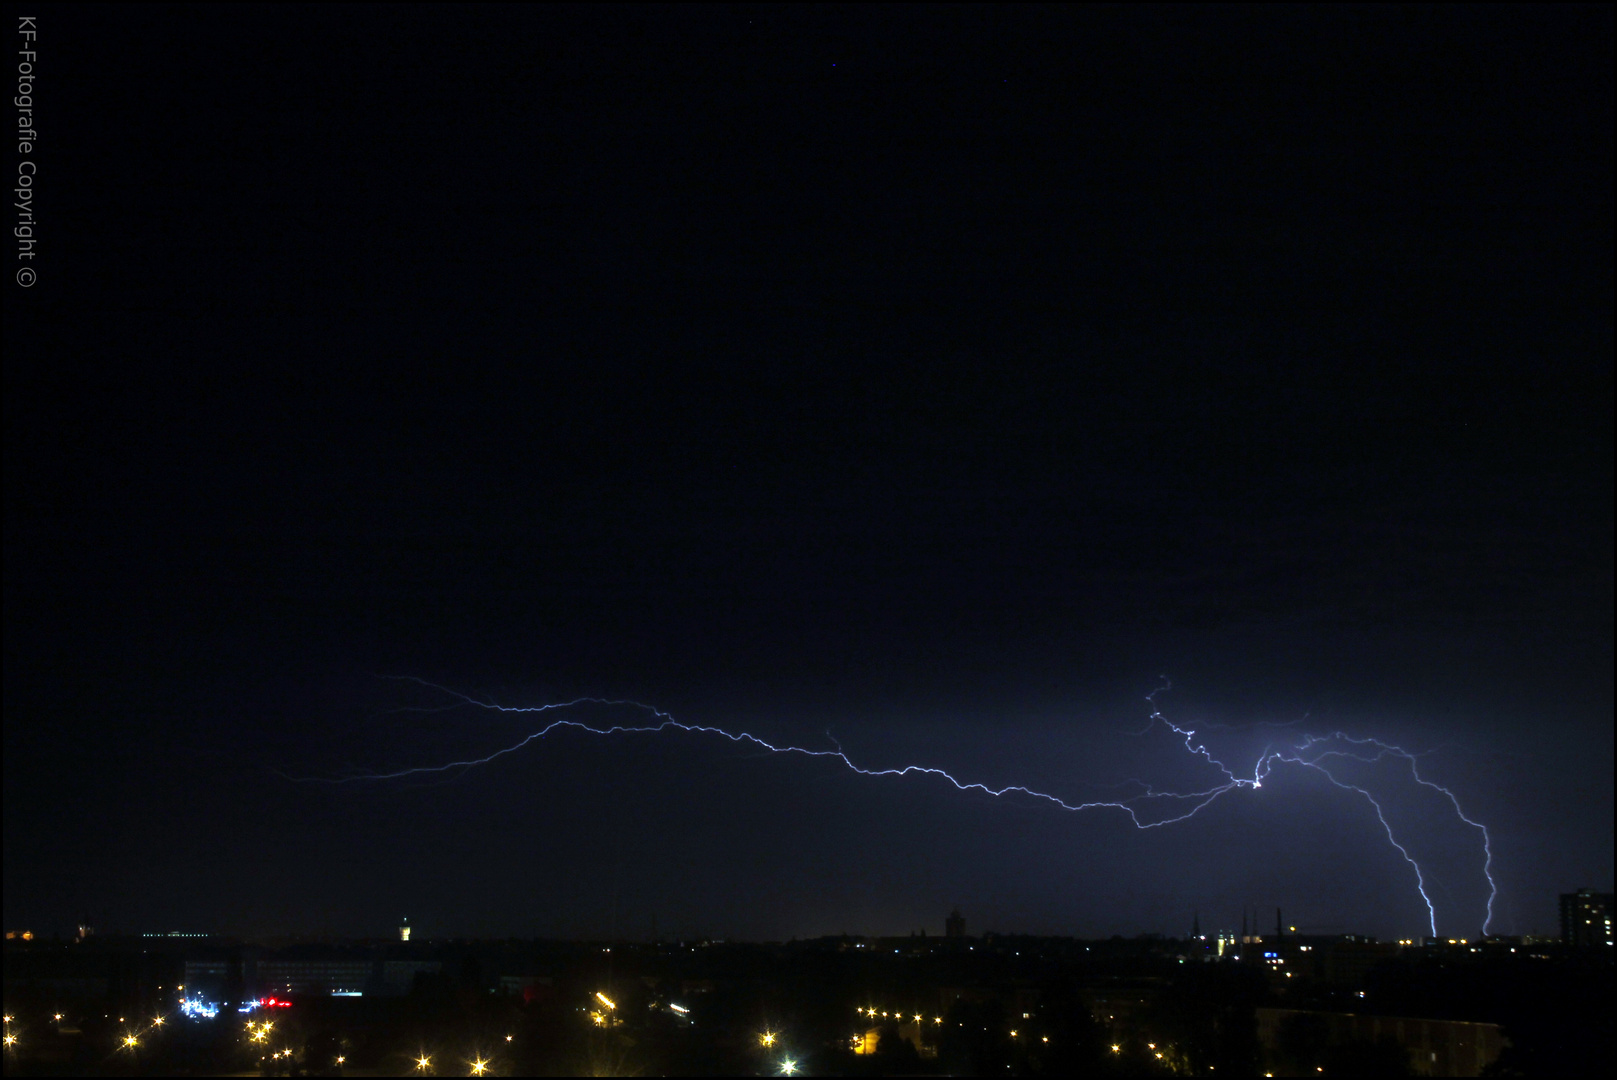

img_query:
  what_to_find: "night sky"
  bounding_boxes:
[5,6,1611,946]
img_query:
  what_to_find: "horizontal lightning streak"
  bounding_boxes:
[303,680,1240,828]
[297,677,1497,936]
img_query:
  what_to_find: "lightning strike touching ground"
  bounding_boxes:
[295,678,1498,937]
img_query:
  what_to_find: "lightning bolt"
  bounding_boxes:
[1265,732,1498,936]
[297,677,1497,937]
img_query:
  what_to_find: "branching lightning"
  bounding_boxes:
[297,677,1497,937]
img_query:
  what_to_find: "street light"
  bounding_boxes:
[779,1060,798,1076]
[760,1031,777,1047]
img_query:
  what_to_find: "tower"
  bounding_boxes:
[1560,889,1614,948]
[1192,911,1202,939]
[945,908,965,939]
[399,916,411,943]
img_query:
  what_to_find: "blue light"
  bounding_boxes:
[179,996,220,1019]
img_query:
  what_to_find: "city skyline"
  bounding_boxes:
[11,915,1595,1076]
[11,883,1599,950]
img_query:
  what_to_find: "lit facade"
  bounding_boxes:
[257,960,372,997]
[1559,889,1614,948]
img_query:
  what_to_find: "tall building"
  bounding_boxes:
[945,908,965,939]
[1559,889,1614,948]
[399,916,411,943]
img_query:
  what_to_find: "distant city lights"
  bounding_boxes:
[181,996,221,1019]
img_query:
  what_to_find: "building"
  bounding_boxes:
[182,958,233,996]
[945,909,965,939]
[1558,889,1613,949]
[257,958,372,997]
[182,949,444,1000]
[1317,940,1403,990]
[379,959,441,997]
[1257,1007,1506,1077]
[399,916,411,943]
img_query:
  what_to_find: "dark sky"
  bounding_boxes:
[5,5,1611,944]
